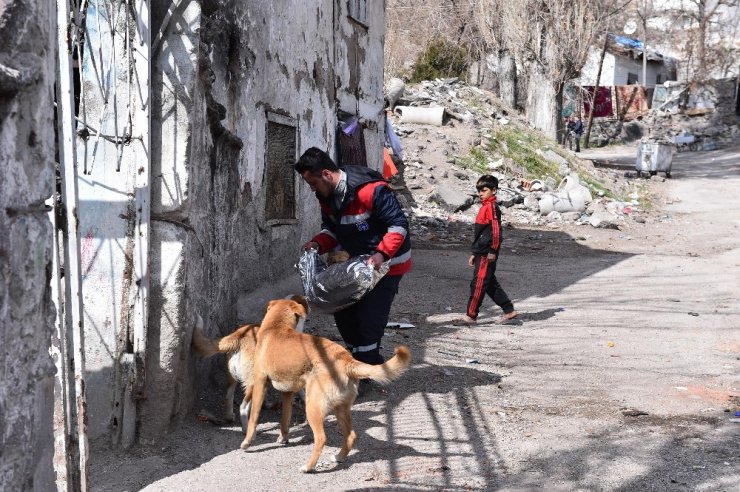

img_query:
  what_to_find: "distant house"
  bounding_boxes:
[576,35,677,90]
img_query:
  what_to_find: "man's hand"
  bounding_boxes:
[468,255,475,267]
[486,252,497,263]
[366,252,385,270]
[302,241,319,252]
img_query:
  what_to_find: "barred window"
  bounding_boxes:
[264,113,297,222]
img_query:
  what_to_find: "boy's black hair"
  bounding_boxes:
[294,147,339,175]
[476,174,498,191]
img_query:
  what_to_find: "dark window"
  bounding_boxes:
[264,113,297,222]
[627,72,639,85]
[349,0,368,26]
[656,74,662,85]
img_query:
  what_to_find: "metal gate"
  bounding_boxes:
[53,1,150,490]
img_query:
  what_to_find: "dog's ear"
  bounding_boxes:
[290,298,308,319]
[266,299,277,312]
[289,295,309,314]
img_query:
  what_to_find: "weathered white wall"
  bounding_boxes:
[578,49,674,89]
[576,51,618,87]
[334,2,387,171]
[613,56,673,88]
[0,0,57,489]
[74,0,152,442]
[76,0,387,445]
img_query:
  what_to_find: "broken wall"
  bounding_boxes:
[0,0,56,489]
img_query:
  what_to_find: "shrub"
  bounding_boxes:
[410,38,469,82]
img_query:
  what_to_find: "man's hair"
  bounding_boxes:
[294,147,338,175]
[476,174,498,190]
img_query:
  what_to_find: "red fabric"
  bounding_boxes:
[383,148,398,179]
[476,196,501,251]
[583,86,613,118]
[468,257,489,318]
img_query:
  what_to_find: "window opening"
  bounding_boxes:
[349,0,368,26]
[264,113,297,222]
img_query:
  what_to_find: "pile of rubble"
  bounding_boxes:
[385,78,655,243]
[578,79,739,149]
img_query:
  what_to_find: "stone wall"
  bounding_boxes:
[0,0,56,489]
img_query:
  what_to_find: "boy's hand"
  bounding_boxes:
[468,255,475,267]
[486,252,497,263]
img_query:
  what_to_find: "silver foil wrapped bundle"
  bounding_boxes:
[297,249,389,314]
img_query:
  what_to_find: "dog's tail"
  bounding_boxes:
[346,346,411,384]
[191,314,256,357]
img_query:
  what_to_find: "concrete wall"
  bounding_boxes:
[75,0,387,445]
[613,56,672,88]
[0,0,57,490]
[578,50,674,89]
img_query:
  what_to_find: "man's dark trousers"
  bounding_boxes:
[334,274,402,365]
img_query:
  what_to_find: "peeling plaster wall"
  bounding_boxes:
[334,2,386,171]
[0,0,57,489]
[78,0,387,444]
[183,0,340,413]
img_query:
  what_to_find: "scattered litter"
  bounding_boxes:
[607,341,615,348]
[667,298,681,303]
[688,312,700,317]
[466,358,480,364]
[676,386,688,391]
[445,306,452,311]
[621,408,649,417]
[386,321,415,330]
[441,368,454,376]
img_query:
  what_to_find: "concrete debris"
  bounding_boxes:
[589,211,621,229]
[388,79,662,240]
[587,78,738,148]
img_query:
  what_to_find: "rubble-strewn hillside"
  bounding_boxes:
[386,79,659,245]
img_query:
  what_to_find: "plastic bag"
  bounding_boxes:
[297,249,389,314]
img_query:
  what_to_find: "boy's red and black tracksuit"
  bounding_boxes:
[310,166,411,364]
[466,195,514,320]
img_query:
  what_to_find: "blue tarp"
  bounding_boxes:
[613,35,643,50]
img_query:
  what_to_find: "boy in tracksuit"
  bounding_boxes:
[454,175,517,326]
[295,147,412,365]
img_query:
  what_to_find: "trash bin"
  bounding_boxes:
[636,141,673,178]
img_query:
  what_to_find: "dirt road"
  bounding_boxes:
[93,145,739,491]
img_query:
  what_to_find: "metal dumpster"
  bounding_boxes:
[636,141,673,178]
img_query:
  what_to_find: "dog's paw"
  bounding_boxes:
[276,434,289,445]
[300,465,314,473]
[239,438,250,450]
[331,453,345,463]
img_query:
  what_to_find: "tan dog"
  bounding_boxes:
[191,304,307,430]
[242,297,411,473]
